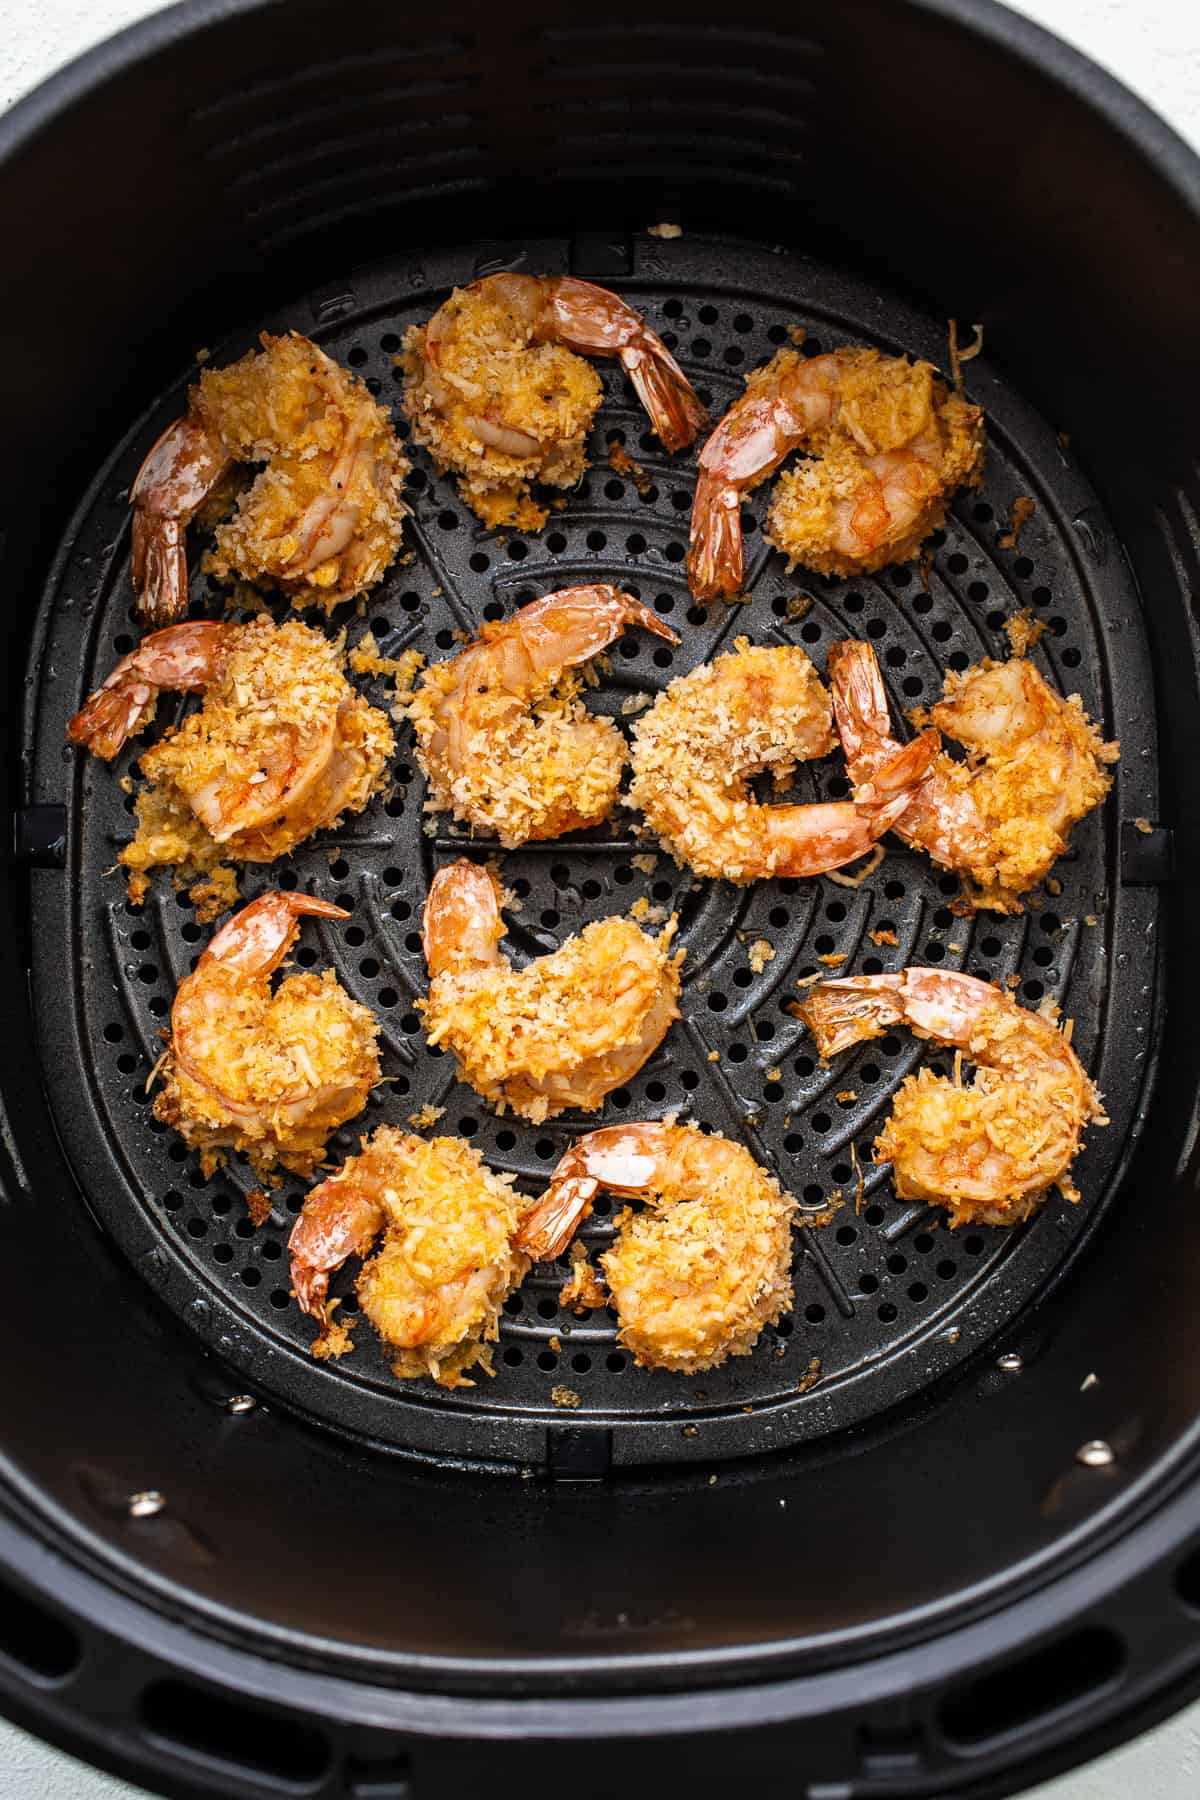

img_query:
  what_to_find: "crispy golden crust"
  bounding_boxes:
[195,332,408,610]
[875,995,1105,1226]
[627,640,835,880]
[600,1128,797,1373]
[155,965,380,1180]
[410,661,626,846]
[929,659,1118,903]
[347,1130,531,1387]
[421,916,684,1122]
[121,618,393,897]
[765,349,983,578]
[402,283,602,529]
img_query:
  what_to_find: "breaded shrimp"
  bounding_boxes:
[68,617,393,915]
[688,347,983,600]
[130,331,408,623]
[627,639,937,882]
[828,639,1119,909]
[402,274,706,529]
[153,891,379,1180]
[516,1123,797,1374]
[796,967,1105,1227]
[420,860,683,1122]
[409,584,677,846]
[288,1128,530,1386]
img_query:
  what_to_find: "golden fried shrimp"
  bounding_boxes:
[402,274,706,529]
[688,347,984,600]
[130,331,408,623]
[409,584,678,846]
[515,1123,797,1374]
[420,859,683,1123]
[68,616,393,914]
[796,967,1105,1228]
[627,639,937,882]
[153,891,379,1179]
[288,1128,530,1386]
[828,639,1119,909]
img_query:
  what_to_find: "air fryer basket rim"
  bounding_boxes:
[4,0,1200,1793]
[2,0,1200,214]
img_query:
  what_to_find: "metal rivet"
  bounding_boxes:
[225,1394,257,1416]
[1076,1439,1115,1468]
[128,1490,166,1518]
[997,1352,1024,1373]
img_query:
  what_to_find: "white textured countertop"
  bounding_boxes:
[2,1,1198,1794]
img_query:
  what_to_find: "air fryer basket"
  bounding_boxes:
[3,3,1200,1797]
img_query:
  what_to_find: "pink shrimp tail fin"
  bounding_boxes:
[131,512,189,627]
[795,974,906,1058]
[687,468,744,600]
[620,341,709,452]
[856,729,940,803]
[66,679,157,760]
[423,859,505,978]
[202,890,349,978]
[289,1173,384,1323]
[513,1177,598,1262]
[827,638,898,774]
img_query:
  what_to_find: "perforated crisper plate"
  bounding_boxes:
[25,235,1160,1471]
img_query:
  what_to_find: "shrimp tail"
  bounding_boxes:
[129,415,232,625]
[66,678,158,760]
[131,513,189,629]
[855,729,940,802]
[620,341,709,453]
[796,973,906,1057]
[422,860,505,978]
[827,638,896,769]
[513,1175,598,1262]
[687,469,744,600]
[203,890,350,978]
[289,1173,384,1322]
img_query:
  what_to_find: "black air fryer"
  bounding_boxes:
[2,2,1200,1796]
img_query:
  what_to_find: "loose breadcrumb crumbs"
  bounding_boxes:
[551,1385,582,1408]
[1004,608,1050,657]
[608,442,655,497]
[407,1104,446,1129]
[621,691,654,715]
[999,495,1037,551]
[707,1049,720,1062]
[868,927,898,947]
[245,1188,272,1227]
[796,1357,823,1395]
[836,1090,858,1104]
[817,952,846,967]
[748,939,776,974]
[647,222,683,239]
[631,853,658,875]
[1134,817,1152,834]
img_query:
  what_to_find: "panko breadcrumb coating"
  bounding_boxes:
[402,274,705,530]
[689,346,983,600]
[516,1123,798,1373]
[628,639,933,882]
[289,1129,531,1387]
[409,585,676,846]
[796,967,1106,1228]
[829,639,1118,909]
[154,892,379,1180]
[130,331,408,624]
[421,859,683,1122]
[69,617,394,916]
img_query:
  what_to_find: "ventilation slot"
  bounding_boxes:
[139,1680,331,1787]
[939,1625,1125,1748]
[0,1574,81,1682]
